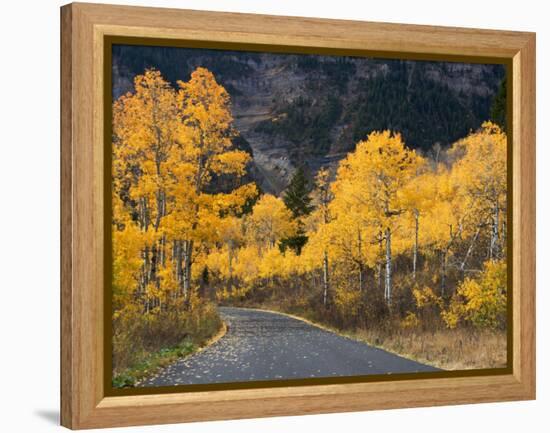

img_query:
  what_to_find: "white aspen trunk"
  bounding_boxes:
[377,234,383,290]
[155,189,162,231]
[385,228,392,306]
[147,245,155,285]
[140,197,150,232]
[174,240,181,285]
[160,234,166,267]
[144,246,151,286]
[490,202,500,259]
[502,219,507,253]
[460,226,481,276]
[228,239,234,293]
[171,240,177,300]
[139,197,146,230]
[413,210,419,281]
[322,250,329,307]
[441,249,447,297]
[140,247,148,294]
[182,240,193,301]
[155,189,166,232]
[153,243,161,301]
[357,229,364,292]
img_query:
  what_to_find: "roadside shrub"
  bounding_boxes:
[442,260,507,329]
[112,295,222,375]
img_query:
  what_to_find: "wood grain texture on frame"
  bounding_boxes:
[60,2,536,429]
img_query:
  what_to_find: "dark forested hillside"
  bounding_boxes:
[112,45,505,193]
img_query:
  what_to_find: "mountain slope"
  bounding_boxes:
[112,45,505,194]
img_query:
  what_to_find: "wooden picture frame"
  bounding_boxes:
[61,2,536,429]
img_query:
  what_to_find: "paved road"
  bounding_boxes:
[138,307,438,387]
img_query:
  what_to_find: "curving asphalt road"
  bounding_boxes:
[138,307,438,387]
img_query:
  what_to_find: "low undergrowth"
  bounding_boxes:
[112,340,197,388]
[348,324,507,370]
[112,300,223,388]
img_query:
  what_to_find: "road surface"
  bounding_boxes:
[138,307,438,387]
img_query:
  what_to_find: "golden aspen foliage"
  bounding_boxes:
[420,167,465,249]
[449,122,507,259]
[231,245,262,284]
[111,65,508,376]
[398,169,437,248]
[329,131,424,303]
[331,130,423,226]
[401,311,420,329]
[443,259,507,329]
[164,67,255,297]
[247,194,297,250]
[111,67,253,376]
[112,222,145,306]
[413,286,443,309]
[300,169,334,271]
[113,69,178,230]
[258,247,299,280]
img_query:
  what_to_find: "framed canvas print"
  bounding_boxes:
[60,2,536,429]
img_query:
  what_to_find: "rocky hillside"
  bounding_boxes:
[112,45,505,194]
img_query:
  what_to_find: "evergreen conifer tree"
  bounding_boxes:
[280,167,313,254]
[490,78,507,130]
[283,167,313,218]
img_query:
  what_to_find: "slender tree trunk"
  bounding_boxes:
[182,240,193,301]
[358,263,364,292]
[441,249,447,297]
[377,234,383,290]
[160,234,166,267]
[154,189,163,231]
[148,244,156,286]
[144,246,150,286]
[140,197,149,232]
[460,226,481,278]
[228,239,234,293]
[502,219,507,254]
[151,244,159,292]
[385,228,392,306]
[322,250,329,307]
[183,251,190,300]
[141,246,149,294]
[357,229,364,292]
[171,240,177,283]
[174,240,181,289]
[139,197,146,230]
[413,210,419,281]
[490,202,500,260]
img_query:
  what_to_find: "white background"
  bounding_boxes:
[0,0,546,431]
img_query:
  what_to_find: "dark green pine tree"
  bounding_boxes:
[490,78,507,130]
[283,166,313,218]
[280,166,313,255]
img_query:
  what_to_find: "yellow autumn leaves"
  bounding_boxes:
[113,67,257,314]
[112,65,508,338]
[205,122,507,331]
[442,260,507,329]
